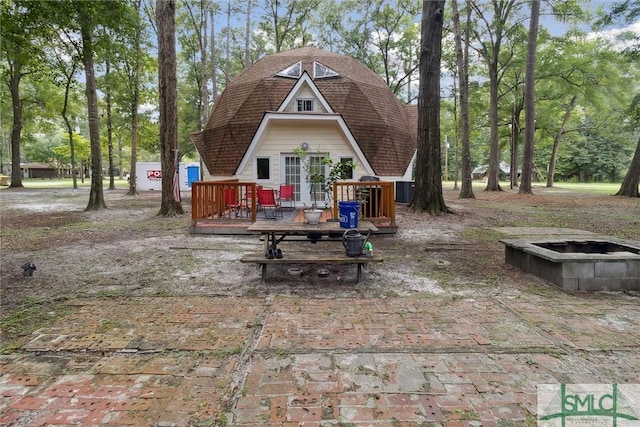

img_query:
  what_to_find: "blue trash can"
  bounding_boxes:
[338,201,359,229]
[186,165,199,188]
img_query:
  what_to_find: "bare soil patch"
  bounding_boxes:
[1,185,638,350]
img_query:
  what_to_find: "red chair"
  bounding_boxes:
[223,188,241,217]
[244,184,261,215]
[257,188,282,220]
[278,184,295,210]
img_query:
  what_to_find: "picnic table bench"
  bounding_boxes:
[240,251,383,283]
[242,220,382,283]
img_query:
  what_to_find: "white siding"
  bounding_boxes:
[237,120,367,185]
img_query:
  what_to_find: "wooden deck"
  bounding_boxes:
[189,180,397,235]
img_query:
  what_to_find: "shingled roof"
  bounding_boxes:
[191,46,417,176]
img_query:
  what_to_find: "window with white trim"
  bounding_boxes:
[256,157,270,180]
[340,157,354,179]
[297,99,315,112]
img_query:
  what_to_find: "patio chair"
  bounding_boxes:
[257,188,282,220]
[242,184,262,214]
[278,184,295,210]
[223,188,241,217]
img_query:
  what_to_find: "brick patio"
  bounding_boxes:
[2,293,639,426]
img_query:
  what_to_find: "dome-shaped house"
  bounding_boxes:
[190,46,417,207]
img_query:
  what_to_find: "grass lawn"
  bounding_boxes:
[543,182,621,194]
[439,180,622,195]
[3,178,130,189]
[1,178,625,195]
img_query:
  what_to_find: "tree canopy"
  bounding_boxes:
[2,0,638,208]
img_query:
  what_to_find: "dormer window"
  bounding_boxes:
[297,99,315,112]
[314,61,339,79]
[276,61,302,78]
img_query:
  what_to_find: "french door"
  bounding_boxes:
[282,154,327,206]
[283,155,301,204]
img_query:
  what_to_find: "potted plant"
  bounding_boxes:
[321,156,356,221]
[294,146,325,224]
[294,146,357,224]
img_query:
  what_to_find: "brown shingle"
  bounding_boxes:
[191,46,416,177]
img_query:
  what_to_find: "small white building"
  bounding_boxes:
[135,162,199,191]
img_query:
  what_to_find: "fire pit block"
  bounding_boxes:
[500,237,640,291]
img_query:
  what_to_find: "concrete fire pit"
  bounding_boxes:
[501,237,640,291]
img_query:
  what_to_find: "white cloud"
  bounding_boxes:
[587,18,640,50]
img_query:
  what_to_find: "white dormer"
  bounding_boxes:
[277,71,334,114]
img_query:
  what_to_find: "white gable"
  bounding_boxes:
[235,112,374,177]
[277,71,334,114]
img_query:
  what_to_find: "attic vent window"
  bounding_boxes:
[297,99,315,112]
[276,61,302,78]
[314,62,339,79]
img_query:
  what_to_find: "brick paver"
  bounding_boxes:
[2,292,639,426]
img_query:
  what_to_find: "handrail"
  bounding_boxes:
[191,180,396,228]
[191,180,257,222]
[332,181,396,227]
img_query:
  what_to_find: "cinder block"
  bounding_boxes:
[595,262,627,278]
[505,247,526,270]
[563,262,595,279]
[626,260,640,277]
[530,257,562,285]
[560,278,579,291]
[578,277,623,291]
[621,277,640,290]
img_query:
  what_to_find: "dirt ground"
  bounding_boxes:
[1,185,639,351]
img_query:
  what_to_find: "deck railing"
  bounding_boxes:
[332,181,396,227]
[191,180,257,223]
[191,180,396,228]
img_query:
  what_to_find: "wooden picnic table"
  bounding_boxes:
[246,220,379,253]
[243,220,382,283]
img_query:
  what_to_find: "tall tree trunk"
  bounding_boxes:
[615,136,640,197]
[156,0,183,216]
[413,0,449,215]
[80,12,107,211]
[519,0,540,195]
[207,4,217,181]
[547,95,577,187]
[225,1,231,85]
[272,0,281,53]
[128,0,143,196]
[106,59,116,190]
[510,100,522,189]
[210,7,218,103]
[61,62,78,190]
[187,0,208,129]
[474,0,517,192]
[244,0,251,68]
[9,60,24,188]
[200,1,208,129]
[452,0,474,199]
[117,135,123,179]
[485,60,502,192]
